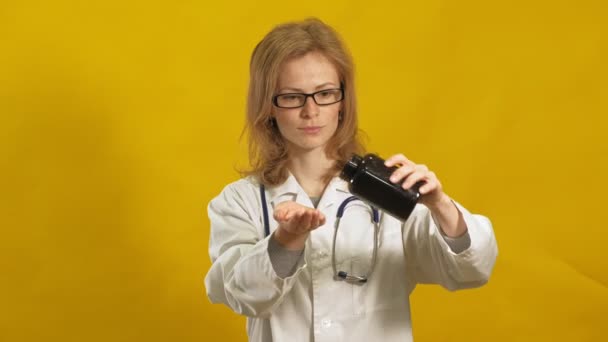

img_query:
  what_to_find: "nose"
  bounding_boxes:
[301,95,320,118]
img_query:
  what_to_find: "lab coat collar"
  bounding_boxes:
[266,173,301,203]
[266,172,351,209]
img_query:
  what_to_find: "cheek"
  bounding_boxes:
[326,108,340,125]
[274,111,300,133]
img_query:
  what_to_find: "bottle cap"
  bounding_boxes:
[340,154,362,181]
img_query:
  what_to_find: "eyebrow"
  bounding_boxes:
[278,82,338,93]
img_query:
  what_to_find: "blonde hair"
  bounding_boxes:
[242,17,364,186]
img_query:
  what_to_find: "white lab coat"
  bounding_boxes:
[204,174,498,342]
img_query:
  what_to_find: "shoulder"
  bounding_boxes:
[223,176,260,192]
[208,176,264,220]
[213,176,261,203]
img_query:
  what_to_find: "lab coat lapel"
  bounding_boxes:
[266,174,352,209]
[317,177,351,210]
[267,173,303,207]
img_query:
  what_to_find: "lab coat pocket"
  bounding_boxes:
[331,257,365,317]
[332,204,377,317]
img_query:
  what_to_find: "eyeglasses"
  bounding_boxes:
[272,88,344,109]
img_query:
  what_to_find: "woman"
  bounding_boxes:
[205,18,498,342]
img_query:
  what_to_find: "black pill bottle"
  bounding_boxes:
[340,153,423,221]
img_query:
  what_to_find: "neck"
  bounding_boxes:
[288,147,335,198]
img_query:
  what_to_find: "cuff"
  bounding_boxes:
[441,232,472,254]
[431,199,473,254]
[267,234,305,278]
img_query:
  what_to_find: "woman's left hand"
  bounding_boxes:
[384,153,467,237]
[384,153,451,211]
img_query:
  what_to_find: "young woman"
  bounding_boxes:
[205,18,498,342]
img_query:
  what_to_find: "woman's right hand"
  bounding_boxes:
[272,201,325,250]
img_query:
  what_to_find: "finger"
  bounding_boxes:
[310,214,321,230]
[399,165,429,186]
[312,210,326,229]
[418,180,437,195]
[419,172,441,194]
[291,207,307,220]
[273,212,285,222]
[284,207,301,221]
[273,201,296,221]
[389,165,416,183]
[402,170,429,190]
[274,201,293,210]
[298,210,313,232]
[384,153,414,167]
[318,212,326,226]
[309,211,325,229]
[417,164,429,172]
[281,209,305,233]
[273,208,287,222]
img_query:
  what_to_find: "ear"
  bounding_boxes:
[268,116,277,128]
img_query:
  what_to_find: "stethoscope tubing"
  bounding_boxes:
[260,185,381,284]
[333,196,380,284]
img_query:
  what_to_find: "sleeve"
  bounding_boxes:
[402,200,498,291]
[203,183,307,318]
[267,234,305,278]
[441,231,472,254]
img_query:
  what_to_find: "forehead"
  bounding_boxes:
[277,52,340,91]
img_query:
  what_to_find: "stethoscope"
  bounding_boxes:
[260,185,380,285]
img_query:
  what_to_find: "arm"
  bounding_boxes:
[203,183,306,318]
[403,201,498,290]
[385,154,498,290]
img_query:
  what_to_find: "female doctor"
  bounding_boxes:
[204,18,498,342]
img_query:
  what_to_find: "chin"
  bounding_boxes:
[289,139,330,152]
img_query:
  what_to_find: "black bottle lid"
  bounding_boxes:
[340,155,363,182]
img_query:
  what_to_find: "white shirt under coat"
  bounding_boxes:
[204,174,498,342]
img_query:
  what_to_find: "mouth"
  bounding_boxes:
[298,126,323,134]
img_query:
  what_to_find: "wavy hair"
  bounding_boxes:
[241,18,364,186]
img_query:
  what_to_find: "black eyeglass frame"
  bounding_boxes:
[272,88,344,109]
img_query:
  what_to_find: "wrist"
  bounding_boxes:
[427,193,453,213]
[427,194,467,238]
[273,226,308,251]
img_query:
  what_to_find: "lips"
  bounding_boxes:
[299,126,323,134]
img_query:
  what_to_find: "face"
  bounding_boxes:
[272,51,342,154]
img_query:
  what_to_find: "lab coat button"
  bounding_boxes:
[321,319,332,328]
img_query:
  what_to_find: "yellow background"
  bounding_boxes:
[1,0,607,341]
